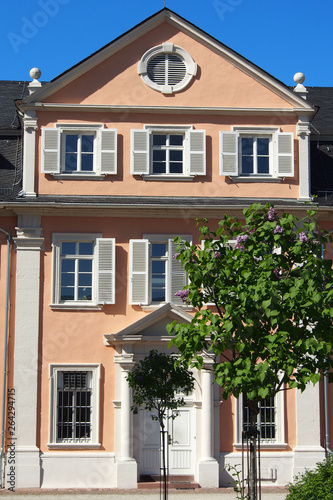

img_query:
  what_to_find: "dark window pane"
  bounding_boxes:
[81,155,94,172]
[257,138,269,155]
[61,242,76,255]
[170,163,183,174]
[153,135,166,146]
[65,153,77,172]
[78,274,92,287]
[152,276,166,287]
[170,150,183,161]
[152,260,165,273]
[242,156,253,174]
[153,150,166,161]
[241,138,253,155]
[61,273,75,287]
[61,259,75,272]
[65,135,78,152]
[170,135,183,146]
[152,289,165,302]
[78,287,92,300]
[81,135,94,153]
[79,260,92,272]
[152,163,166,174]
[61,288,75,301]
[79,242,93,255]
[151,243,167,257]
[257,157,269,174]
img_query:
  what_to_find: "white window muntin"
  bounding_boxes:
[151,132,185,175]
[48,364,101,448]
[138,43,197,94]
[237,128,277,177]
[147,125,190,177]
[58,124,101,175]
[61,131,96,174]
[235,390,285,448]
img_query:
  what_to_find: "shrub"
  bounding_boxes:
[286,455,333,500]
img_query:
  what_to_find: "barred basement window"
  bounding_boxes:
[243,395,276,441]
[57,371,92,442]
[138,43,197,94]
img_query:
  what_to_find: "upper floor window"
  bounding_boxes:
[129,235,191,306]
[138,43,197,94]
[41,125,117,177]
[131,126,206,179]
[51,233,115,309]
[220,128,294,179]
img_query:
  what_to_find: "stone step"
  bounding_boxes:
[138,475,199,490]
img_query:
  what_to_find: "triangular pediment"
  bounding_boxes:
[104,303,192,345]
[22,8,313,113]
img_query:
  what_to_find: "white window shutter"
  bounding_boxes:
[129,239,149,305]
[100,129,117,175]
[169,239,187,305]
[188,130,206,175]
[96,238,115,304]
[131,130,149,175]
[277,132,294,177]
[41,128,60,174]
[220,131,238,176]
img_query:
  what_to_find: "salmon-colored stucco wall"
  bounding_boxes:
[44,23,295,110]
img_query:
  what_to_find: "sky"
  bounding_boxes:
[0,0,332,87]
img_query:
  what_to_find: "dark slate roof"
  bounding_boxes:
[0,81,29,129]
[307,87,333,136]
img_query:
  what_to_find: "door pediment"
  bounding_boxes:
[104,302,192,346]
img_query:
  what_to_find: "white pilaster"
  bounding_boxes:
[293,383,325,478]
[297,116,312,202]
[198,360,219,488]
[11,215,43,487]
[22,111,38,198]
[116,355,137,489]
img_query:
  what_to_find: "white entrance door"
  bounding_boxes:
[140,407,194,475]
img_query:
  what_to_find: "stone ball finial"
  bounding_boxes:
[293,72,305,84]
[29,67,41,81]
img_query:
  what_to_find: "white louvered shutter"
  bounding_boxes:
[188,130,206,175]
[41,128,60,174]
[129,239,149,305]
[100,129,117,175]
[169,239,187,305]
[220,131,238,176]
[277,132,294,177]
[96,238,115,304]
[131,130,149,175]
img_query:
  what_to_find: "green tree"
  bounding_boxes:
[127,350,195,499]
[167,203,333,500]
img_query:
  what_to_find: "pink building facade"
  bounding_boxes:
[0,8,332,490]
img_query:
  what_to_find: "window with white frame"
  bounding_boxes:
[48,364,100,448]
[131,126,206,179]
[51,233,115,308]
[138,43,197,94]
[220,128,294,179]
[41,125,117,176]
[235,391,286,448]
[129,235,191,306]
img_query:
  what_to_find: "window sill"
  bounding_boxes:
[234,442,288,450]
[47,443,101,449]
[50,303,103,311]
[141,174,195,181]
[230,176,282,183]
[51,174,106,180]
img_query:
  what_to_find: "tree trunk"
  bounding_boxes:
[160,421,167,500]
[248,401,259,500]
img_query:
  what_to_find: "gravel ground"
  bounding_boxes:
[0,487,288,499]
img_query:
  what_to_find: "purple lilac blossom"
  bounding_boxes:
[235,234,249,249]
[274,268,283,279]
[175,289,190,303]
[267,207,277,221]
[214,251,221,258]
[173,252,180,259]
[274,225,283,234]
[299,232,308,243]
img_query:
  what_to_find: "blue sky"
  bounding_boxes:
[0,0,331,87]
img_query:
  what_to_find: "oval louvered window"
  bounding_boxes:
[138,43,197,94]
